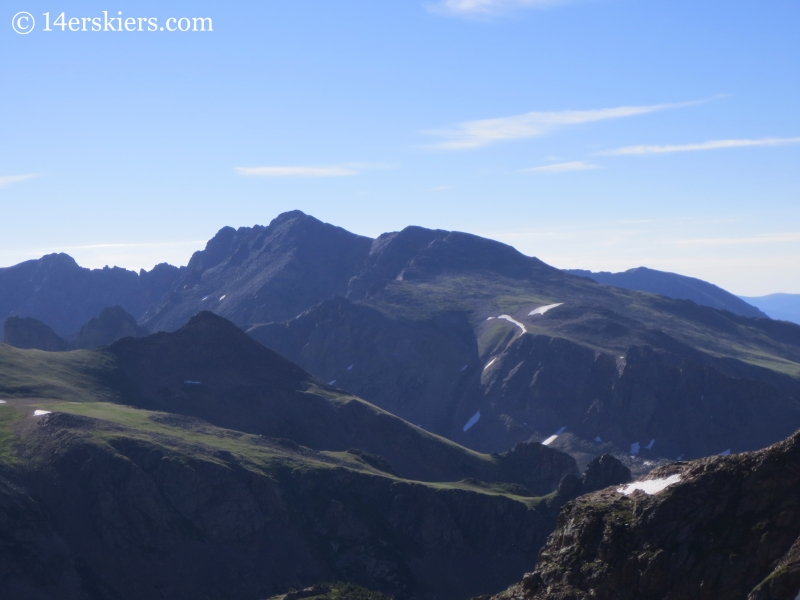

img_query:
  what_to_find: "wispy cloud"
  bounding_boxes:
[236,166,357,178]
[600,137,800,156]
[0,174,38,188]
[429,0,571,17]
[424,100,702,150]
[522,161,598,173]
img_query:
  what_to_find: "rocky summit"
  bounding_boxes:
[492,429,800,600]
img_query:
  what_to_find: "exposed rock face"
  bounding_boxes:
[141,211,374,332]
[72,306,149,349]
[566,266,767,319]
[0,255,181,337]
[493,430,800,600]
[3,317,70,351]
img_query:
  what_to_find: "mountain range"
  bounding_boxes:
[1,210,799,598]
[2,211,799,471]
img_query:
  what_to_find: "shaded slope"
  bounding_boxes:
[3,317,70,351]
[492,429,800,600]
[106,311,577,492]
[567,266,766,318]
[0,402,559,600]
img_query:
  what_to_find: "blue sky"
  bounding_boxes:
[2,0,798,295]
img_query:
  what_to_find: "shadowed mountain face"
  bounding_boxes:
[566,266,767,318]
[105,311,577,492]
[3,306,149,351]
[0,254,181,337]
[492,429,800,600]
[3,316,70,351]
[140,211,374,333]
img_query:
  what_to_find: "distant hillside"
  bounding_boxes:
[740,293,800,325]
[565,267,767,318]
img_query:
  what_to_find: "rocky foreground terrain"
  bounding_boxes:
[491,429,800,600]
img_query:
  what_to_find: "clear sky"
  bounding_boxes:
[2,0,798,295]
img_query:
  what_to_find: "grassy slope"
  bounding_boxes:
[368,273,800,379]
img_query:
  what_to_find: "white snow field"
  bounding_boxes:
[33,410,52,416]
[483,357,498,371]
[617,474,681,496]
[463,410,481,432]
[529,303,563,316]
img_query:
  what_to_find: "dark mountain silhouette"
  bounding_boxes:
[741,293,800,325]
[0,254,181,337]
[3,316,70,351]
[493,428,800,600]
[566,266,767,318]
[3,306,149,351]
[140,211,373,332]
[73,305,149,349]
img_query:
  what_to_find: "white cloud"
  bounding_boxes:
[424,101,701,150]
[430,0,570,17]
[600,137,800,156]
[236,166,357,178]
[0,174,38,188]
[522,161,598,173]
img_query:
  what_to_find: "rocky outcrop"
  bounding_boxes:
[72,306,148,349]
[493,430,800,600]
[3,317,70,351]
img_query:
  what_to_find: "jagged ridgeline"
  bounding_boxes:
[0,313,632,599]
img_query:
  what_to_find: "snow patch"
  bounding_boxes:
[794,589,800,600]
[328,380,336,385]
[0,400,6,405]
[486,316,496,321]
[630,442,640,455]
[483,357,498,371]
[219,295,226,301]
[720,449,731,456]
[529,303,563,317]
[460,365,467,371]
[594,436,602,443]
[463,411,481,432]
[347,364,353,371]
[645,439,656,451]
[542,426,567,446]
[33,410,51,417]
[497,315,527,334]
[201,296,209,301]
[617,474,681,496]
